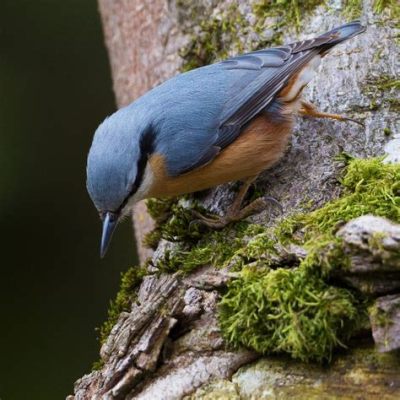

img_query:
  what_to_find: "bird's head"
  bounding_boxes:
[86,108,153,257]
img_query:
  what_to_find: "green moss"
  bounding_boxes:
[219,158,400,362]
[154,222,262,274]
[301,158,400,237]
[343,0,363,19]
[364,75,400,109]
[201,156,398,281]
[383,127,392,136]
[387,98,400,112]
[144,197,210,248]
[179,3,248,72]
[373,0,400,18]
[253,0,324,32]
[289,158,400,277]
[143,228,163,250]
[146,197,177,223]
[91,359,104,371]
[361,74,400,113]
[343,0,399,21]
[368,301,395,350]
[159,202,208,242]
[219,266,362,362]
[96,265,147,346]
[300,237,351,277]
[343,0,400,18]
[374,76,400,91]
[178,1,324,72]
[240,230,277,260]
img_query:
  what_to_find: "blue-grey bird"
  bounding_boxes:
[87,21,365,257]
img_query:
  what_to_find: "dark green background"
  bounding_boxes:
[0,1,137,398]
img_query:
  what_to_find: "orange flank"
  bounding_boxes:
[146,115,293,198]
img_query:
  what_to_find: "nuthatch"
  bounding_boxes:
[87,21,365,257]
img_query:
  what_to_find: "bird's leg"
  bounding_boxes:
[299,100,364,127]
[191,176,282,229]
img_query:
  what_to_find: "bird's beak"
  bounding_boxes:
[100,211,119,258]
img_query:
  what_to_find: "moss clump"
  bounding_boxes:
[97,265,147,346]
[219,158,400,362]
[144,197,211,248]
[383,127,392,136]
[237,229,278,262]
[281,157,400,276]
[343,0,363,19]
[154,222,263,274]
[300,158,400,239]
[343,0,400,18]
[373,0,400,18]
[143,228,163,250]
[146,197,177,224]
[219,266,362,362]
[253,0,324,32]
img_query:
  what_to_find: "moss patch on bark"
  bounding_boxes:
[217,157,400,362]
[178,0,325,72]
[97,156,400,366]
[219,266,362,362]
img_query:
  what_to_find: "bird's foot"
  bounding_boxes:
[299,100,365,127]
[191,196,282,229]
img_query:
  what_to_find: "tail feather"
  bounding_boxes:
[291,20,366,54]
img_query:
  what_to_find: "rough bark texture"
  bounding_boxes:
[336,215,400,295]
[188,340,400,399]
[70,0,400,399]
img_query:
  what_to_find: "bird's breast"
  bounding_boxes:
[144,115,293,198]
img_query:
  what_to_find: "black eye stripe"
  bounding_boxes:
[115,126,155,214]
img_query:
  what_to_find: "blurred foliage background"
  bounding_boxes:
[0,1,137,398]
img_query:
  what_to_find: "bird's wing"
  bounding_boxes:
[170,21,365,176]
[218,20,365,129]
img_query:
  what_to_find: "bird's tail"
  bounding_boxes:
[291,20,366,54]
[317,20,366,46]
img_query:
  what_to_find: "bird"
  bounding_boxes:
[87,21,366,257]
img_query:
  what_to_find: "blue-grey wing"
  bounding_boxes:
[219,20,365,128]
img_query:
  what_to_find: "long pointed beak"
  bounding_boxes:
[100,212,119,258]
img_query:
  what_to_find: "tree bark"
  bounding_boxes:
[69,0,400,398]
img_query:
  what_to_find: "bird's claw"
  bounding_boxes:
[189,195,283,229]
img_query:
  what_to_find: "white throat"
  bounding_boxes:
[121,163,155,217]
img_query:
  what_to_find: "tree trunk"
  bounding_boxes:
[69,1,400,399]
